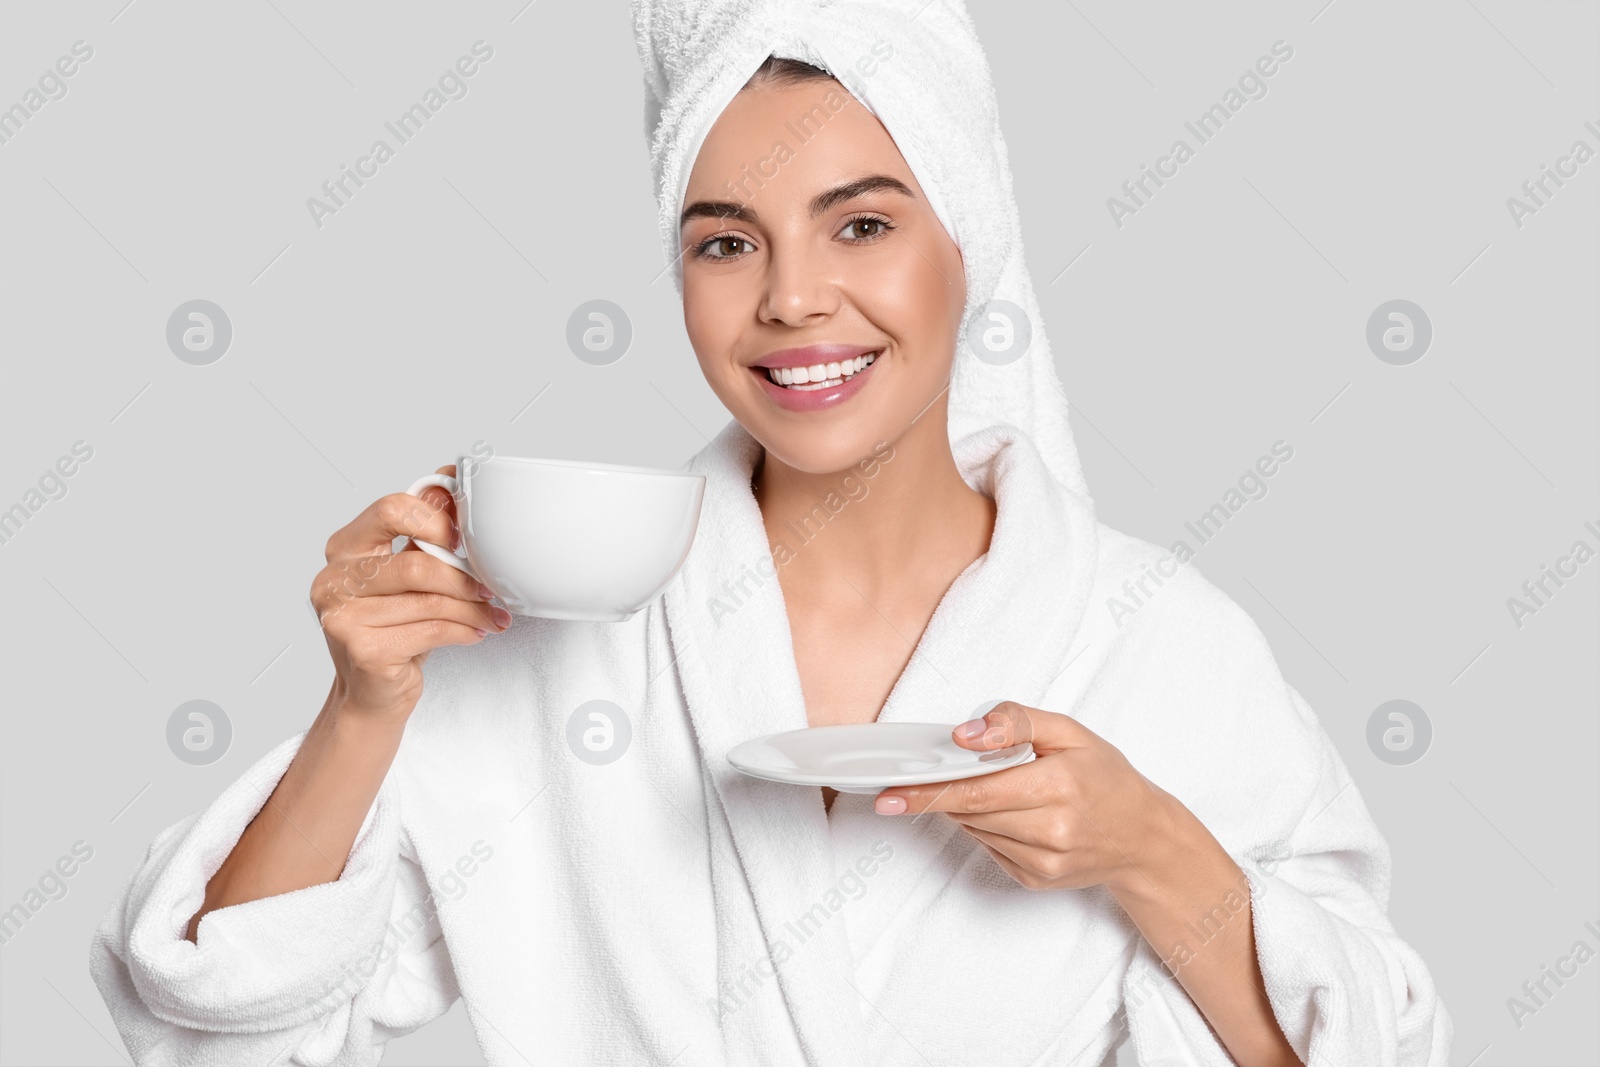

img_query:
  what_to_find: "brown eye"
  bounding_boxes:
[695,233,753,260]
[838,215,893,242]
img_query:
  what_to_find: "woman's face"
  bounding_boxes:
[679,75,966,476]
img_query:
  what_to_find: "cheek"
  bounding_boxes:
[852,256,960,365]
[683,284,732,359]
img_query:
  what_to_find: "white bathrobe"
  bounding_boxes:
[91,422,1452,1067]
[92,0,1454,1062]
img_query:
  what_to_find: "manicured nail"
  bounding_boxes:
[477,583,496,601]
[474,628,489,637]
[875,795,906,815]
[491,606,512,629]
[954,717,987,739]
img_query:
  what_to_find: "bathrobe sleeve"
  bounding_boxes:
[1110,570,1453,1067]
[1117,683,1455,1067]
[90,730,460,1067]
[1236,684,1453,1066]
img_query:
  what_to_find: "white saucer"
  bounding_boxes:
[726,722,1036,794]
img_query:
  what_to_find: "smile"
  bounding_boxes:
[751,348,883,413]
[766,352,877,390]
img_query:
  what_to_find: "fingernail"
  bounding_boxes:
[491,606,512,629]
[875,795,906,815]
[474,628,489,637]
[477,583,496,601]
[955,717,987,739]
[451,526,462,550]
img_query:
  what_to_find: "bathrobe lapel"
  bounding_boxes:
[662,418,1099,1066]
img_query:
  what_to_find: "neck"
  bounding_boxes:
[751,397,997,607]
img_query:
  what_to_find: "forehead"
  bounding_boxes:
[683,79,916,205]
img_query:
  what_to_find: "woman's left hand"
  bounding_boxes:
[872,701,1187,896]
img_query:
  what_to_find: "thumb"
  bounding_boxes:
[950,700,1093,757]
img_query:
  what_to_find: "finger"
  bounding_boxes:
[397,465,461,554]
[957,822,1048,869]
[327,491,458,562]
[948,700,1098,757]
[973,839,1032,886]
[364,617,490,661]
[328,471,460,562]
[944,807,1048,843]
[320,551,494,608]
[335,590,508,634]
[874,765,1041,817]
[958,825,1066,889]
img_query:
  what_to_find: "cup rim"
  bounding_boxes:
[458,453,704,482]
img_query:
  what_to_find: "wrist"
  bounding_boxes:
[1109,786,1233,909]
[324,682,415,736]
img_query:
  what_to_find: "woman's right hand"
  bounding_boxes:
[310,464,511,721]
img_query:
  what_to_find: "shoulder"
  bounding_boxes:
[1088,524,1277,677]
[1071,525,1336,824]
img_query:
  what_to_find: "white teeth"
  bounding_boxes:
[766,352,877,389]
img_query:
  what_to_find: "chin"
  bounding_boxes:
[733,409,897,478]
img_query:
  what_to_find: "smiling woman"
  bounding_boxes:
[90,3,1452,1066]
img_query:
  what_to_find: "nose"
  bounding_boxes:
[758,236,839,328]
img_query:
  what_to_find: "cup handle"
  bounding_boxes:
[404,473,482,583]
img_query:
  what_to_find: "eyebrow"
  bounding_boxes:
[679,174,916,229]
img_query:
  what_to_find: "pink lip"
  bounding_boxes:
[752,344,881,370]
[753,353,880,413]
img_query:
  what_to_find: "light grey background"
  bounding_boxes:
[1,1,1595,1065]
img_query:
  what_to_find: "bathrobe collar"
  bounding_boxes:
[661,417,1099,1063]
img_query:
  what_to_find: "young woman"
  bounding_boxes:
[92,2,1452,1064]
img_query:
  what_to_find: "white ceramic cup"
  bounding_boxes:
[404,454,706,622]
